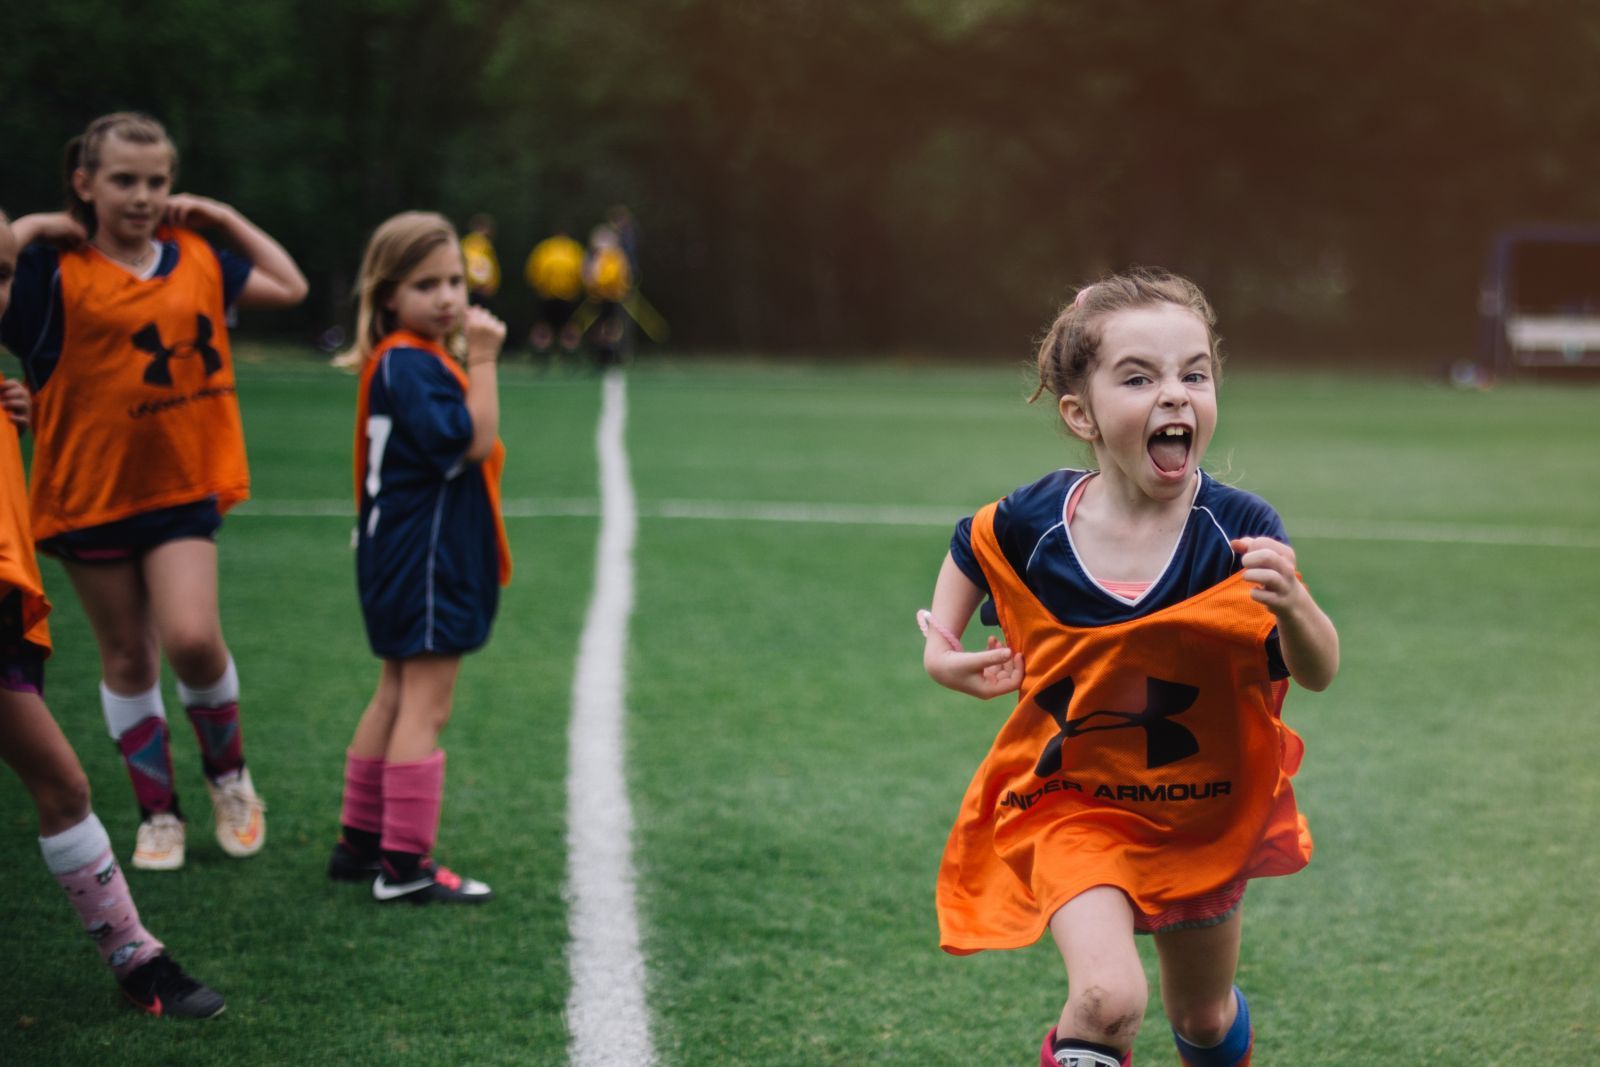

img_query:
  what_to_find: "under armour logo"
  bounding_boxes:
[132,315,222,387]
[1034,675,1200,776]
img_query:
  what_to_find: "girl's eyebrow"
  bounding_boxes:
[1107,351,1211,370]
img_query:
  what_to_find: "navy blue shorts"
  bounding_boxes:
[38,498,223,564]
[0,591,47,695]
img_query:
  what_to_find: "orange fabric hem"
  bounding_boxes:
[939,871,1291,955]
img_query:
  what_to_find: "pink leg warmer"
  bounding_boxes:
[340,751,385,835]
[380,750,446,857]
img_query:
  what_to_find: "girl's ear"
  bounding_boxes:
[1059,393,1098,441]
[71,168,94,204]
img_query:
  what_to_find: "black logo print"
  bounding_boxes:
[132,314,222,387]
[1034,675,1201,776]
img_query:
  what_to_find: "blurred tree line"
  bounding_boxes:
[5,0,1599,362]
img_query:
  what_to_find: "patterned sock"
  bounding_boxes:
[339,751,385,857]
[380,750,445,874]
[114,715,178,817]
[1174,987,1253,1066]
[179,657,244,780]
[40,814,164,978]
[184,702,244,780]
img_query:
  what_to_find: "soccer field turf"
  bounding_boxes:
[2,353,1597,1064]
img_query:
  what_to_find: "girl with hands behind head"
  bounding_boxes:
[0,111,307,874]
[919,269,1337,1067]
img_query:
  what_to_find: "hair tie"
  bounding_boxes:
[1073,285,1093,309]
[916,610,965,652]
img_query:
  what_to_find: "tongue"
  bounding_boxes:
[1148,436,1188,473]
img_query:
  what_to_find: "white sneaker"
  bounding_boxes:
[205,767,266,857]
[132,812,186,870]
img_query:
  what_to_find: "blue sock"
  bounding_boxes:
[1172,986,1251,1066]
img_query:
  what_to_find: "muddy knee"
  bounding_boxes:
[1071,982,1146,1042]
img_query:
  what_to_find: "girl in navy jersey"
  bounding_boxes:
[919,269,1339,1067]
[327,212,510,905]
[0,209,224,1017]
[0,113,307,872]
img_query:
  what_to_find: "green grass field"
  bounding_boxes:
[3,351,1597,1065]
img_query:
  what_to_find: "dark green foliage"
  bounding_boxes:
[6,3,1600,359]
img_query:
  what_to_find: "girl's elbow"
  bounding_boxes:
[240,277,308,310]
[1294,656,1339,692]
[269,270,310,307]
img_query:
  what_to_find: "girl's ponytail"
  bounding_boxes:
[62,135,92,232]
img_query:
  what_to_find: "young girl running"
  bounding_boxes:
[327,211,510,905]
[0,112,308,871]
[0,209,224,1017]
[919,269,1338,1067]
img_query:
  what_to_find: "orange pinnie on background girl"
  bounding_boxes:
[0,112,307,872]
[327,211,510,905]
[919,270,1339,1067]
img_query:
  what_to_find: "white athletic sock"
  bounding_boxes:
[176,654,238,708]
[100,681,166,739]
[39,812,113,874]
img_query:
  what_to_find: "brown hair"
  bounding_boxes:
[352,211,460,362]
[1032,267,1221,404]
[63,112,178,236]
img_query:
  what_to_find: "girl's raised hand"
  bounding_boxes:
[1,379,31,432]
[926,634,1024,700]
[163,194,235,231]
[1232,535,1340,690]
[12,212,86,248]
[463,305,507,367]
[1231,536,1306,615]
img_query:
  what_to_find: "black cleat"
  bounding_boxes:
[120,953,226,1019]
[327,839,382,882]
[372,859,492,905]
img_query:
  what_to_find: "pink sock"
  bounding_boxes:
[340,751,385,835]
[55,850,165,978]
[380,750,446,857]
[116,715,176,815]
[185,701,244,780]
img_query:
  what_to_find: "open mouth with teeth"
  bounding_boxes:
[1148,425,1192,475]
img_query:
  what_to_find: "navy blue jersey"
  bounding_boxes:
[951,469,1290,676]
[0,237,252,390]
[357,346,499,657]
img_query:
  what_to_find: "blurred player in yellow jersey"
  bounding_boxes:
[583,225,634,368]
[459,214,500,307]
[524,227,584,355]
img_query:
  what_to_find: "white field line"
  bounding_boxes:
[236,497,1600,550]
[564,370,653,1066]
